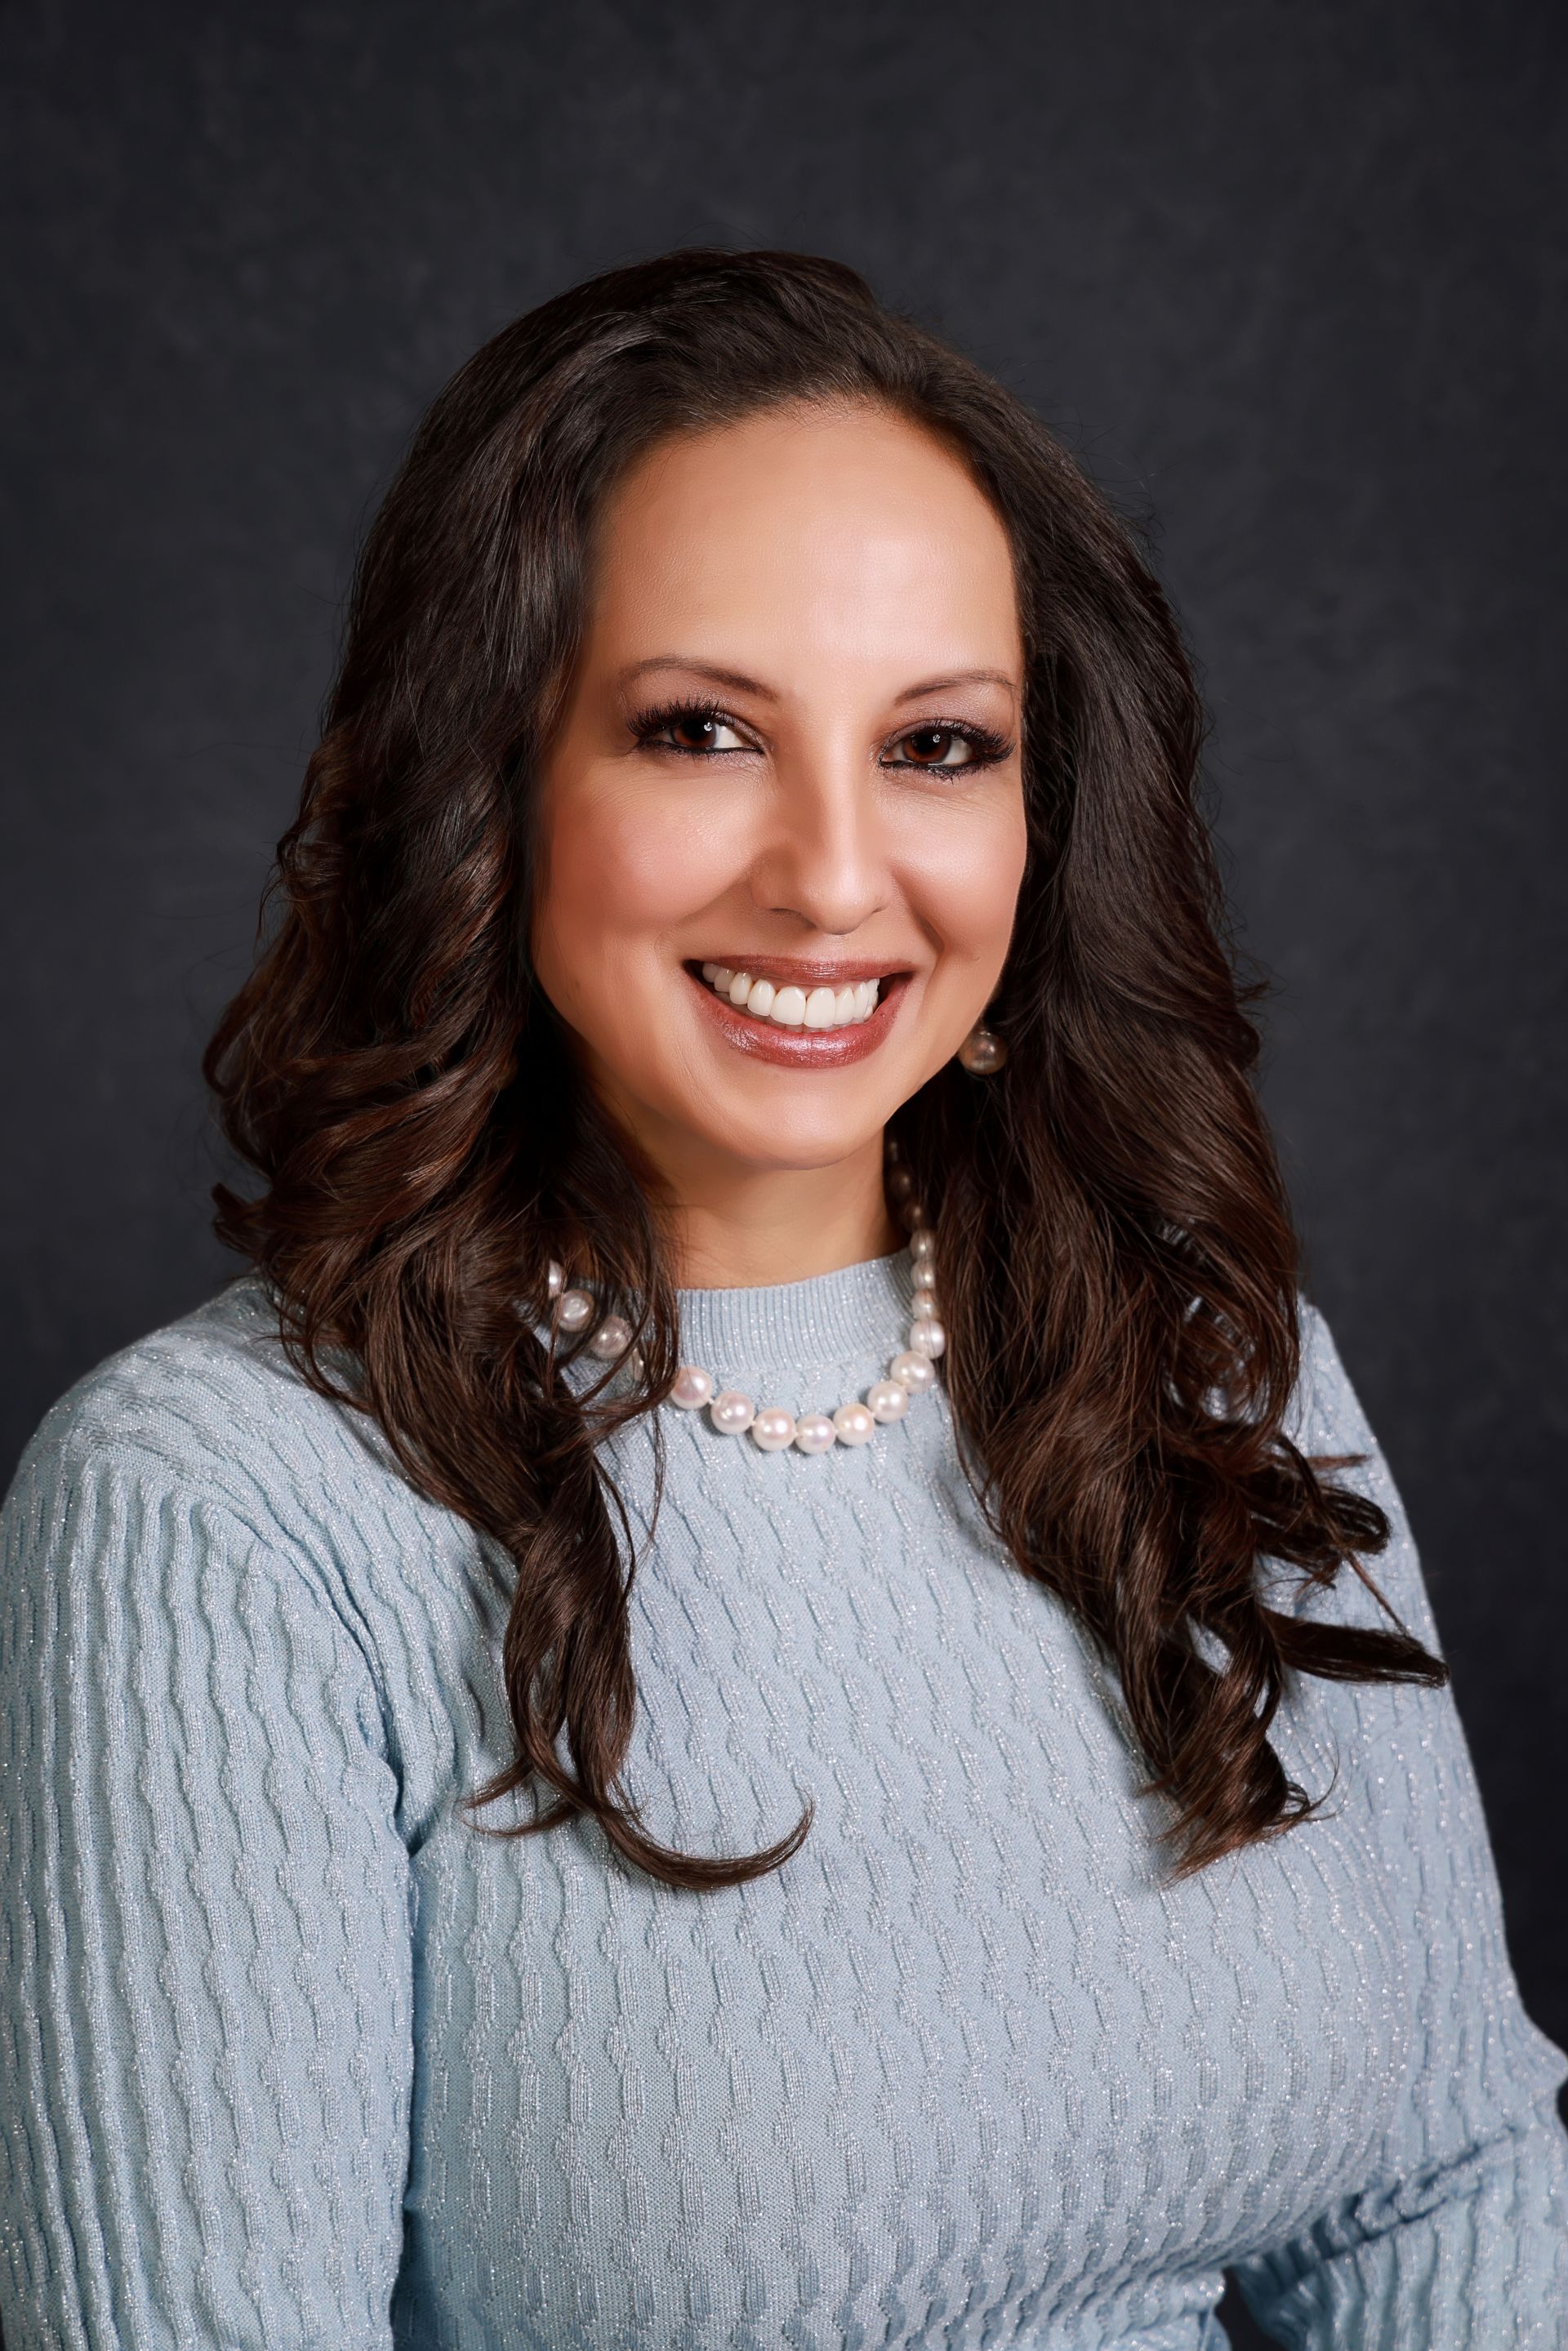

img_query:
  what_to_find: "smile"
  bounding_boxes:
[699,963,882,1030]
[684,957,914,1069]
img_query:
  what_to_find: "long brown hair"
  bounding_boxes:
[205,248,1446,1890]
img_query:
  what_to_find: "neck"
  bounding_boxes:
[637,1129,902,1290]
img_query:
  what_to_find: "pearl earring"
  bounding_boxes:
[956,1020,1007,1075]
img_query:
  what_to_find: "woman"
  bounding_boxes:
[2,249,1562,2349]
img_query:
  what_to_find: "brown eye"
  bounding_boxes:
[890,726,973,768]
[635,707,750,755]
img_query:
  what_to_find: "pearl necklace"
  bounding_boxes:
[544,1182,946,1455]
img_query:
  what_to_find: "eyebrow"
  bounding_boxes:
[617,657,781,701]
[893,670,1017,705]
[616,657,1018,704]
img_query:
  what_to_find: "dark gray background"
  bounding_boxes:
[3,5,1564,2339]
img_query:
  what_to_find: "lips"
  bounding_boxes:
[684,960,913,1068]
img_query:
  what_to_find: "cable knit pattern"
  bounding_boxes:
[1,1256,1564,2350]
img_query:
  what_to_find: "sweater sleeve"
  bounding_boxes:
[0,1429,415,2351]
[1227,1305,1568,2349]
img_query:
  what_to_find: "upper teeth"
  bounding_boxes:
[700,964,883,1029]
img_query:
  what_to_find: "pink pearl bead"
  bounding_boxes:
[557,1289,595,1331]
[911,1283,938,1318]
[710,1390,755,1435]
[546,1260,564,1298]
[588,1315,632,1360]
[891,1350,937,1393]
[831,1402,875,1446]
[908,1316,946,1359]
[750,1407,797,1452]
[909,1230,937,1267]
[794,1414,837,1453]
[866,1379,909,1423]
[669,1365,713,1410]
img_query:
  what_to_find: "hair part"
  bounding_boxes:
[205,247,1446,1890]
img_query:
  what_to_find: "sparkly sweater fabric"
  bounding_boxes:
[2,1256,1565,2351]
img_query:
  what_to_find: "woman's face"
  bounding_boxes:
[530,400,1028,1187]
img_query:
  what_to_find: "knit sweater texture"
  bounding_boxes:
[1,1253,1564,2350]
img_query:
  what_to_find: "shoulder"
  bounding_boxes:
[1286,1296,1379,1456]
[1275,1292,1441,1650]
[2,1274,401,1548]
[0,1286,418,1901]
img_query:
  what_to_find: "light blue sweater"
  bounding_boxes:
[1,1254,1564,2349]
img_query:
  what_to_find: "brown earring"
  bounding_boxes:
[956,1021,1007,1075]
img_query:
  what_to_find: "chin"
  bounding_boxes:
[682,1097,894,1173]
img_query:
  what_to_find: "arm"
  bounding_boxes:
[0,1433,415,2350]
[1228,1305,1568,2349]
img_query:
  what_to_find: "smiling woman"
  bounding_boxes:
[2,250,1564,2351]
[530,403,1027,1204]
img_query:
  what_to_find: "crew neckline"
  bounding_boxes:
[231,1252,921,1382]
[674,1245,915,1369]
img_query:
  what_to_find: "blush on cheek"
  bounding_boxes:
[551,779,746,941]
[529,774,743,1065]
[900,801,1028,974]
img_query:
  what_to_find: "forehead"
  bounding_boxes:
[581,402,1022,682]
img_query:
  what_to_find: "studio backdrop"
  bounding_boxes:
[3,0,1563,2174]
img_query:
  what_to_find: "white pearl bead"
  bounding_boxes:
[626,1349,645,1381]
[908,1316,947,1360]
[831,1402,875,1445]
[794,1413,837,1454]
[710,1389,755,1434]
[886,1165,915,1203]
[546,1259,564,1298]
[557,1288,595,1331]
[866,1379,910,1423]
[891,1350,937,1393]
[588,1315,632,1360]
[957,1022,1007,1075]
[909,1229,936,1267]
[669,1365,714,1409]
[750,1406,796,1452]
[901,1200,928,1231]
[911,1282,938,1318]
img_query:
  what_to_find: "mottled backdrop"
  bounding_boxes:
[2,4,1563,2334]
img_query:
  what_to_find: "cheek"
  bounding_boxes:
[532,774,742,987]
[903,792,1029,964]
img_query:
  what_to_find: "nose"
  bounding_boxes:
[746,741,891,938]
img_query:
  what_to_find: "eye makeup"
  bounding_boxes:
[626,697,1014,773]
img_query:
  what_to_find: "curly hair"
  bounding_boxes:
[204,247,1446,1890]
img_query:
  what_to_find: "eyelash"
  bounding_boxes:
[628,698,1013,773]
